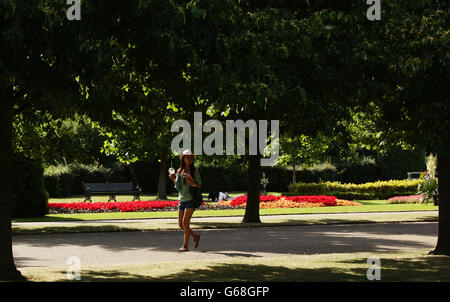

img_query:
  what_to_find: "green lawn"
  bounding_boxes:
[12,211,438,236]
[15,193,443,282]
[20,249,450,282]
[13,193,437,223]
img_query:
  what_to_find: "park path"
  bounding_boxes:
[11,210,437,226]
[13,221,438,268]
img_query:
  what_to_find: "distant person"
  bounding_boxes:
[168,149,201,252]
[208,191,219,202]
[218,192,229,202]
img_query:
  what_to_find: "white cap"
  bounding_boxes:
[179,149,196,160]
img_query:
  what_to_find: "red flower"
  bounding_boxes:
[49,200,179,213]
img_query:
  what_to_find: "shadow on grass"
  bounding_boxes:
[13,215,87,223]
[12,214,438,236]
[12,225,139,236]
[49,264,363,282]
[341,255,450,281]
[13,222,438,255]
[45,254,450,282]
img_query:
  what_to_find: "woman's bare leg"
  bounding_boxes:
[181,208,199,249]
[178,210,184,230]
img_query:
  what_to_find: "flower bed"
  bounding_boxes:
[49,200,179,214]
[220,195,362,208]
[387,195,424,204]
[49,195,362,214]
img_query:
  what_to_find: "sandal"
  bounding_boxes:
[178,247,190,252]
[194,234,201,248]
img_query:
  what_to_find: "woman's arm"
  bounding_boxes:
[183,169,201,188]
[192,169,202,189]
[172,168,184,191]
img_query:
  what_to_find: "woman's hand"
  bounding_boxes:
[168,173,176,183]
[183,173,195,186]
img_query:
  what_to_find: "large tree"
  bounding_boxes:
[173,0,368,222]
[351,0,449,254]
[0,0,129,280]
[0,0,193,280]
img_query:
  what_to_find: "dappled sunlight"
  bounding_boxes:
[20,251,450,282]
[14,222,438,270]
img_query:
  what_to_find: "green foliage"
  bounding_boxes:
[417,153,439,204]
[128,160,174,193]
[44,162,132,197]
[12,154,48,218]
[288,179,421,200]
[195,164,248,193]
[417,179,438,204]
[14,113,110,164]
[278,134,331,166]
[374,148,426,180]
[355,0,450,156]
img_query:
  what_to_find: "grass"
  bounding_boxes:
[13,194,438,223]
[11,193,438,235]
[12,212,438,235]
[20,249,450,282]
[15,193,445,283]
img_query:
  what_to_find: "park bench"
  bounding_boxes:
[407,171,438,180]
[82,182,142,202]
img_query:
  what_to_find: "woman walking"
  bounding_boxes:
[169,149,201,252]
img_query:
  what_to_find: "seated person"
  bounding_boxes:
[218,192,230,202]
[208,191,219,202]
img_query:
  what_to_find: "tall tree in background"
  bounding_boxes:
[178,0,367,223]
[352,0,449,254]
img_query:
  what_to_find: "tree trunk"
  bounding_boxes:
[0,89,25,281]
[293,160,296,184]
[242,154,262,223]
[430,153,450,255]
[156,151,168,200]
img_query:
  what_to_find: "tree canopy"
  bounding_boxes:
[1,0,449,280]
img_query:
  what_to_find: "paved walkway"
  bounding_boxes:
[13,221,438,268]
[12,210,437,226]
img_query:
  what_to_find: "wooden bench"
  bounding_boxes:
[82,182,142,202]
[408,171,439,180]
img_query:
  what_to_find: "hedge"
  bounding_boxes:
[44,163,132,197]
[287,179,422,200]
[13,154,49,218]
[43,158,424,197]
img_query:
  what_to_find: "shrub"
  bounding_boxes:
[13,154,49,218]
[335,160,378,184]
[417,179,438,204]
[287,179,421,200]
[44,162,132,197]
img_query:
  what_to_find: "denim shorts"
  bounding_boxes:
[178,200,194,211]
